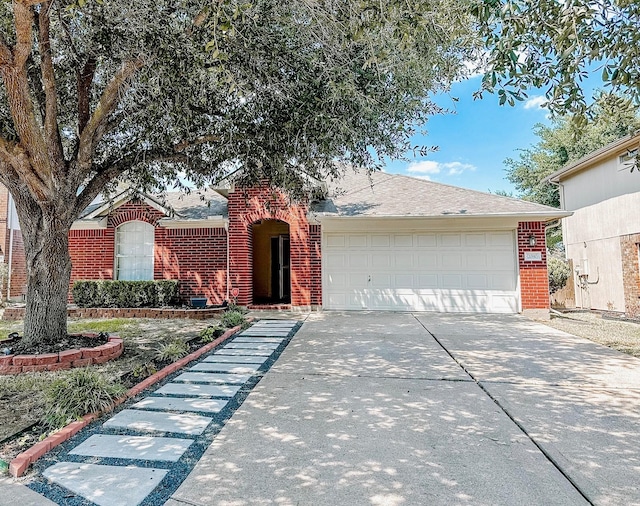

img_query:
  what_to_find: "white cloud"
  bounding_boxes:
[524,96,546,110]
[407,160,476,178]
[406,160,441,175]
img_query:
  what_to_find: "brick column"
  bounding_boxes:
[518,222,549,311]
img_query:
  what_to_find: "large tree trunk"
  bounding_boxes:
[15,197,73,347]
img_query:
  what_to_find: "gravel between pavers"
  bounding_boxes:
[542,311,640,357]
[25,322,302,506]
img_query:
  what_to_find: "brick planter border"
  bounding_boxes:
[8,325,241,477]
[0,334,123,375]
[2,306,226,321]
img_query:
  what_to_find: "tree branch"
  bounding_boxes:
[13,1,35,68]
[174,134,221,152]
[76,58,145,176]
[37,1,64,170]
[73,150,188,218]
[77,58,96,135]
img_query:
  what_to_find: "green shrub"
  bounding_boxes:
[548,257,571,294]
[200,325,224,343]
[72,280,179,308]
[155,340,189,362]
[221,310,246,329]
[42,368,125,429]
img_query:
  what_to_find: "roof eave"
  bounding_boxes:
[312,211,572,222]
[546,132,640,183]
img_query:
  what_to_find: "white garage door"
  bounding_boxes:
[323,231,519,313]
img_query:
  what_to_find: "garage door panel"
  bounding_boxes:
[325,253,347,269]
[418,274,439,288]
[394,253,413,268]
[371,235,390,247]
[326,235,346,248]
[488,232,513,247]
[394,235,413,247]
[348,235,367,248]
[324,231,518,313]
[465,233,487,247]
[371,254,391,268]
[417,234,437,247]
[467,274,489,289]
[418,253,438,268]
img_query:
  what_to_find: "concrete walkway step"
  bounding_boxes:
[69,435,193,462]
[103,409,213,435]
[155,382,242,398]
[131,396,228,414]
[43,462,167,506]
[31,319,301,506]
[171,371,252,384]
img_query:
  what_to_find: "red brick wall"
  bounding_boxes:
[155,227,227,303]
[69,229,115,283]
[227,184,322,307]
[620,234,640,318]
[68,201,228,304]
[8,231,26,298]
[518,222,549,309]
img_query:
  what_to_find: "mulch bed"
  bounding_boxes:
[8,333,109,355]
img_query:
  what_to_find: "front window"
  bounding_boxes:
[115,221,154,280]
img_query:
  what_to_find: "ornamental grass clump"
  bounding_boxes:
[42,368,125,430]
[155,340,189,362]
[221,310,247,329]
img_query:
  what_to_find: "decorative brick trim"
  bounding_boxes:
[0,335,123,375]
[9,325,241,477]
[2,306,226,321]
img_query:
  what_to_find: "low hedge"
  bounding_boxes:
[72,280,180,308]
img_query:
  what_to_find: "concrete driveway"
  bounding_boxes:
[167,312,640,506]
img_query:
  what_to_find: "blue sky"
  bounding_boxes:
[384,76,552,195]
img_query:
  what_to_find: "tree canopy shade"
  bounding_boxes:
[0,0,478,344]
[472,0,640,116]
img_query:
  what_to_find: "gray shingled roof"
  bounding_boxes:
[312,170,568,219]
[160,189,228,219]
[81,170,567,222]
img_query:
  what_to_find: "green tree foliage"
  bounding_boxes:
[0,0,478,343]
[505,93,640,209]
[472,0,640,116]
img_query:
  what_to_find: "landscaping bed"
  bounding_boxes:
[0,315,241,466]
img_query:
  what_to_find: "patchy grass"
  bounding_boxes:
[67,318,136,335]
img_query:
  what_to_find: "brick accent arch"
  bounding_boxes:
[227,185,321,307]
[107,200,166,228]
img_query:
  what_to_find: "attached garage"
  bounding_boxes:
[322,228,518,313]
[313,171,570,315]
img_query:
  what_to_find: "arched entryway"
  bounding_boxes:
[252,219,291,304]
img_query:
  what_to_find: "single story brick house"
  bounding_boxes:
[0,171,569,314]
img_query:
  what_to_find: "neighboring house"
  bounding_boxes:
[547,132,640,317]
[0,170,568,315]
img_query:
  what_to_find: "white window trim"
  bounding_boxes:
[115,220,155,281]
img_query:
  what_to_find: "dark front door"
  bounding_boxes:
[270,234,291,302]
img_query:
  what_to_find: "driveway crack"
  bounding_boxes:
[412,314,595,506]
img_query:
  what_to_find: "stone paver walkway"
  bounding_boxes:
[26,319,300,506]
